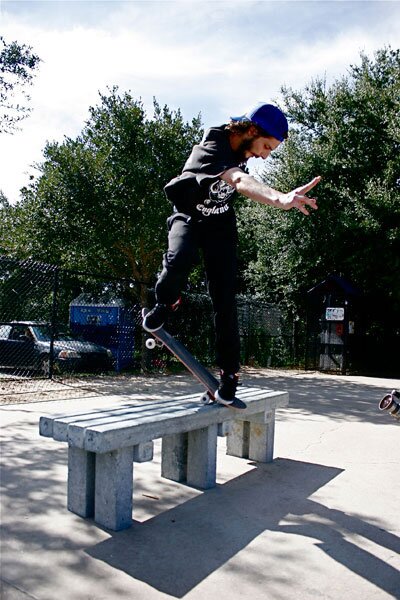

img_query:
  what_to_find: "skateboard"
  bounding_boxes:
[142,308,246,409]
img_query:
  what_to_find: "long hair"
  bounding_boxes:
[225,120,287,140]
[225,120,270,137]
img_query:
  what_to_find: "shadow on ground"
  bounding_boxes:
[242,371,398,425]
[86,458,399,598]
[1,373,399,599]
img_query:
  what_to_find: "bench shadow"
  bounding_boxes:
[86,459,399,598]
[2,419,399,598]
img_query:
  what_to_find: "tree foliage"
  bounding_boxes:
[2,88,202,302]
[237,47,400,314]
[3,47,399,318]
[0,36,41,133]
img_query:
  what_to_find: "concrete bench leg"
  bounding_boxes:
[161,433,188,482]
[249,412,275,463]
[186,424,218,489]
[67,446,95,517]
[133,441,154,463]
[94,447,133,531]
[162,425,219,489]
[227,411,276,463]
[226,420,250,459]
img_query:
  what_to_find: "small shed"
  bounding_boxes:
[306,275,362,373]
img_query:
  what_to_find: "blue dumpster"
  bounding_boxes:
[69,294,135,372]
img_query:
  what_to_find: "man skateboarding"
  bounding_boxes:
[143,102,321,406]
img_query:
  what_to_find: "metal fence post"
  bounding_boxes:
[49,268,60,380]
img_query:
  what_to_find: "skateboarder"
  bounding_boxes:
[143,102,321,406]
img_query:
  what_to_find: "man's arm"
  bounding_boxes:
[221,167,320,216]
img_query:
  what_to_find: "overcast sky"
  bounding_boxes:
[1,0,399,204]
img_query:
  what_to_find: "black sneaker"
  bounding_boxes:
[215,371,239,406]
[142,304,168,332]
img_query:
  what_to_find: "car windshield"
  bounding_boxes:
[31,326,78,342]
[31,325,53,341]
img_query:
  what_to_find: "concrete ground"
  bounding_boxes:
[1,369,399,600]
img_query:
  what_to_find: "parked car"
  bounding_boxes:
[0,321,114,375]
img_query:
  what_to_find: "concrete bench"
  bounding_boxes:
[39,386,288,531]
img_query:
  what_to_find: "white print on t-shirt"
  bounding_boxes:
[195,179,235,217]
[196,203,230,217]
[209,180,236,203]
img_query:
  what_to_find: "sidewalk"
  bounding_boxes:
[1,370,399,600]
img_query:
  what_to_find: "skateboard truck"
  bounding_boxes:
[379,389,400,421]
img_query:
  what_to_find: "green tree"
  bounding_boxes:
[238,47,400,313]
[0,191,12,253]
[4,88,202,303]
[0,36,41,133]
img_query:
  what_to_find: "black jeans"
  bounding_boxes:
[155,212,240,373]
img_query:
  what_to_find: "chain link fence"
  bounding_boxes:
[0,256,297,399]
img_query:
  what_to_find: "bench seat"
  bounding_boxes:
[40,386,288,531]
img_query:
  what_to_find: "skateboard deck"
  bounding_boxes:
[142,308,246,409]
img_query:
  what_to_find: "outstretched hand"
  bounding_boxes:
[281,176,321,215]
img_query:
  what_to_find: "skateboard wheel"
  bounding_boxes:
[145,338,156,350]
[200,392,212,405]
[379,390,400,418]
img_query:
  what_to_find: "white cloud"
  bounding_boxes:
[1,0,399,204]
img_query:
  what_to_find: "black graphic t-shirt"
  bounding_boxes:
[164,125,244,222]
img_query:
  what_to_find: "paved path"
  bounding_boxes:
[1,370,399,599]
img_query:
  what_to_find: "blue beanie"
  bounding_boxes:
[230,103,288,141]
